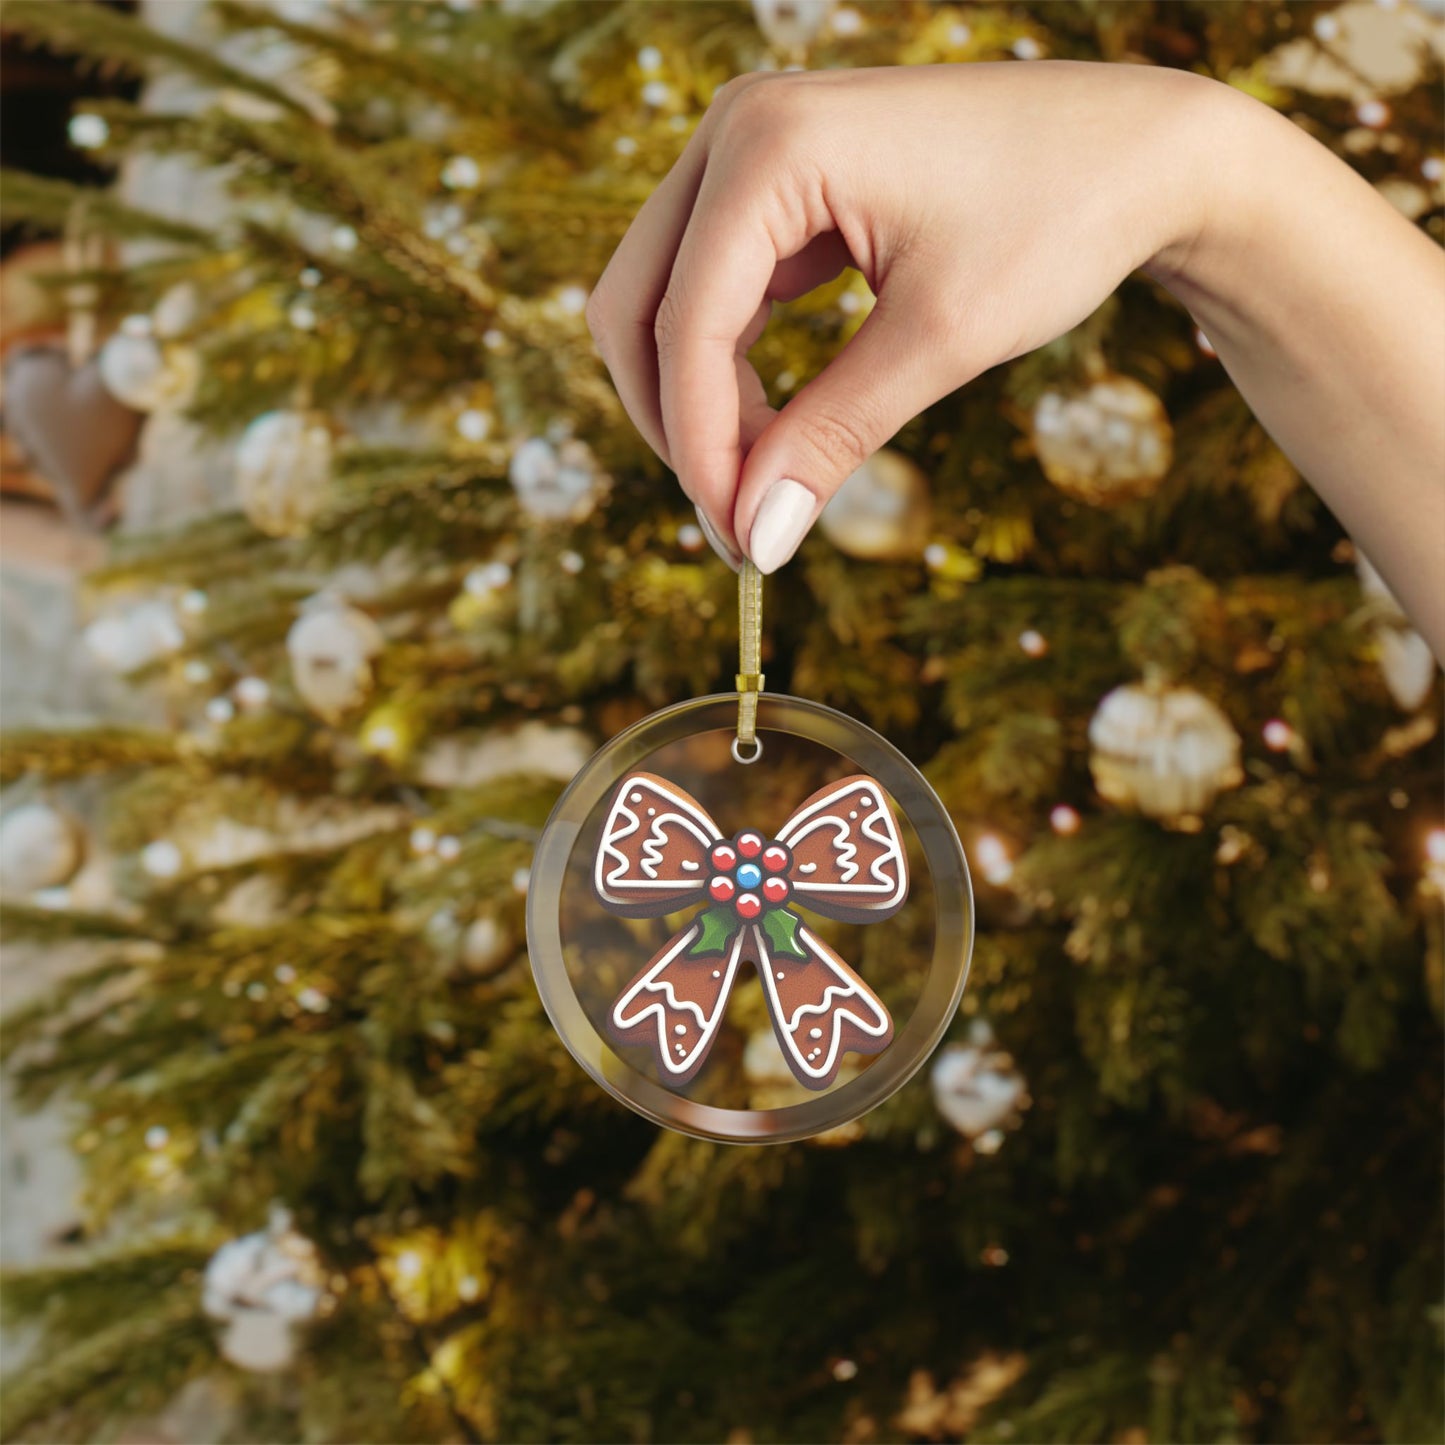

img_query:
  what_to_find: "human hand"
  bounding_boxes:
[585,61,1224,572]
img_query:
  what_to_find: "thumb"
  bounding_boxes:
[733,285,964,574]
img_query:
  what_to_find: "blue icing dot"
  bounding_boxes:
[735,862,762,889]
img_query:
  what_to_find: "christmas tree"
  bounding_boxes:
[2,2,1442,1442]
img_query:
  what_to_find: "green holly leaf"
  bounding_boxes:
[762,908,808,960]
[688,907,738,957]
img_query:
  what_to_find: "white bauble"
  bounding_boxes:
[98,332,198,412]
[508,435,602,521]
[752,0,835,53]
[286,598,384,722]
[1032,374,1173,505]
[83,599,185,674]
[218,1308,297,1373]
[931,1045,1028,1139]
[0,803,84,893]
[236,411,335,538]
[203,1208,324,1373]
[818,448,931,561]
[930,1020,1029,1142]
[1357,554,1438,710]
[1088,682,1243,823]
[461,915,513,976]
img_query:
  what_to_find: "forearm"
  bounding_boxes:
[1145,82,1445,659]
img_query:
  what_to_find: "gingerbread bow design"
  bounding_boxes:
[594,773,908,1090]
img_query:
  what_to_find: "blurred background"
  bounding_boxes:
[0,2,1441,1442]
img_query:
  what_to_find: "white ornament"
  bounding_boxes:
[236,411,334,538]
[141,839,184,879]
[98,332,198,412]
[416,721,593,788]
[286,597,384,722]
[84,599,184,674]
[152,283,199,340]
[751,0,835,53]
[508,435,604,521]
[818,448,931,561]
[203,1208,325,1374]
[1088,682,1243,822]
[1032,375,1173,505]
[930,1022,1029,1141]
[461,915,513,975]
[0,803,84,894]
[1357,554,1437,710]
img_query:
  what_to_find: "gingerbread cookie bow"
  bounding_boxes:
[594,773,908,1090]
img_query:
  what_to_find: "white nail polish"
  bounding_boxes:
[748,478,817,575]
[695,506,742,571]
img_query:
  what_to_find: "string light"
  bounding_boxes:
[975,834,1014,886]
[436,835,462,862]
[1262,719,1294,752]
[1355,99,1390,130]
[441,155,482,190]
[145,1125,170,1150]
[456,408,492,442]
[832,1360,859,1382]
[206,697,236,725]
[395,1250,423,1281]
[1049,804,1081,836]
[298,987,330,1014]
[410,827,437,856]
[1018,629,1049,658]
[69,113,109,149]
[234,676,270,710]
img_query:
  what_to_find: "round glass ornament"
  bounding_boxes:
[528,693,973,1143]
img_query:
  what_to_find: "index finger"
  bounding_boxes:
[656,158,802,542]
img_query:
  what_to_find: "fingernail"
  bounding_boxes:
[747,478,816,575]
[695,505,742,571]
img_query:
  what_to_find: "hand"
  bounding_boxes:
[586,61,1222,572]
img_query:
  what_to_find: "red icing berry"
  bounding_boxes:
[761,844,789,873]
[762,876,789,904]
[709,875,736,903]
[710,842,737,870]
[736,892,762,920]
[736,831,764,860]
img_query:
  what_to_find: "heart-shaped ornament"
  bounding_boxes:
[3,345,143,527]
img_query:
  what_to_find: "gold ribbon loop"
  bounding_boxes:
[735,560,764,762]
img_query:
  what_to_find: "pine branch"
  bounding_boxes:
[0,170,212,248]
[0,728,179,784]
[2,0,308,116]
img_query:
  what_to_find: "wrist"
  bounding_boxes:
[1141,73,1267,292]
